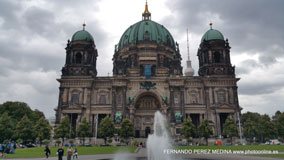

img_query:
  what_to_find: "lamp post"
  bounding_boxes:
[237,111,243,144]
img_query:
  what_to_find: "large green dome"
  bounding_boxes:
[117,19,175,50]
[201,28,224,42]
[71,30,94,42]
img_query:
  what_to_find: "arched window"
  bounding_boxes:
[99,95,106,104]
[217,90,226,103]
[213,51,221,63]
[75,52,82,64]
[71,92,80,105]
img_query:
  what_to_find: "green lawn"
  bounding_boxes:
[3,145,284,159]
[4,146,136,159]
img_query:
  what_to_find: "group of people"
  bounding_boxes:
[44,146,78,160]
[0,142,16,158]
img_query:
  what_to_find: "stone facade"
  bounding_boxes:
[55,5,241,139]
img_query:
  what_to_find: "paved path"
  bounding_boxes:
[3,148,284,160]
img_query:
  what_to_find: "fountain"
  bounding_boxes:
[146,111,172,160]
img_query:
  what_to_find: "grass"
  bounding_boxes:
[4,146,136,159]
[3,145,284,159]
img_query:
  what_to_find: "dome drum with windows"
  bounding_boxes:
[197,23,234,77]
[113,2,182,77]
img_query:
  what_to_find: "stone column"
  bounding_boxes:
[180,87,185,119]
[112,88,116,119]
[216,112,221,136]
[129,105,135,122]
[123,87,127,116]
[56,87,64,123]
[169,87,174,122]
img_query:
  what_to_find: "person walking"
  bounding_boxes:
[72,148,78,160]
[44,145,51,159]
[66,147,73,160]
[57,146,64,160]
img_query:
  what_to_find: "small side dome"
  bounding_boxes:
[71,30,94,42]
[71,23,94,42]
[201,23,224,42]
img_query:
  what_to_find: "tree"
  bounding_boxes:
[181,118,196,145]
[0,113,15,143]
[223,117,238,145]
[54,117,70,145]
[34,117,52,146]
[0,101,39,122]
[119,118,134,145]
[259,114,277,142]
[272,111,282,121]
[77,117,92,145]
[198,120,213,146]
[15,115,36,144]
[275,112,284,140]
[98,116,115,145]
[241,112,275,143]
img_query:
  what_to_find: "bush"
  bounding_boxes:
[55,139,61,146]
[42,139,50,145]
[131,139,139,147]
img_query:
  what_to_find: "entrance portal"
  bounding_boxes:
[145,126,151,138]
[135,130,140,138]
[219,113,229,135]
[133,92,161,138]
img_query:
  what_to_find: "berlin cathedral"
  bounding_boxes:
[55,2,241,139]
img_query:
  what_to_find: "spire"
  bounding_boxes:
[142,0,151,20]
[209,22,213,29]
[187,28,190,61]
[83,21,86,30]
[184,28,194,76]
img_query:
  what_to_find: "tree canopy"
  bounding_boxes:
[54,116,70,144]
[223,117,238,144]
[98,116,115,144]
[242,112,277,143]
[198,120,213,145]
[77,117,92,145]
[0,101,51,144]
[119,118,134,145]
[181,118,196,144]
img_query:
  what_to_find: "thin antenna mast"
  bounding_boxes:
[187,28,190,61]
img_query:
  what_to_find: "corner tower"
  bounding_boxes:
[198,23,234,77]
[62,24,98,77]
[55,24,98,128]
